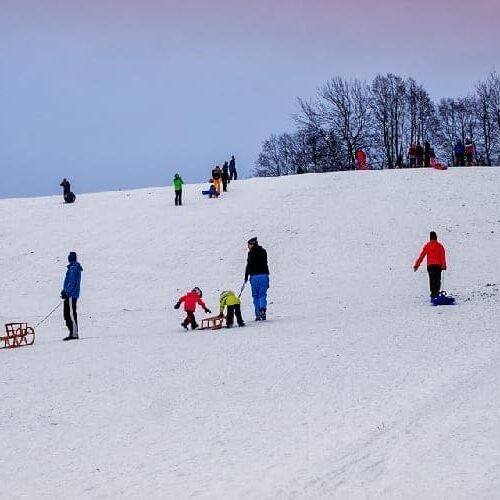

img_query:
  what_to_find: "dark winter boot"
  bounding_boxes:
[181,322,189,331]
[260,308,266,321]
[238,322,245,327]
[192,323,199,330]
[63,335,78,341]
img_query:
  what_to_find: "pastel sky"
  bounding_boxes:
[1,0,499,197]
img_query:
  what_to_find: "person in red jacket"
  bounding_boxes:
[174,287,211,330]
[413,231,447,298]
[355,148,367,170]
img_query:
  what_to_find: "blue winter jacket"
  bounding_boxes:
[63,262,83,298]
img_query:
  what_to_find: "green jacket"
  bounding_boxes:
[219,290,240,312]
[173,175,184,190]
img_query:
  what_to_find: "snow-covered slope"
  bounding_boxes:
[1,169,500,499]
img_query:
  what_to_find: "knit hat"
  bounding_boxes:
[192,287,202,297]
[429,231,437,240]
[68,251,77,262]
[247,237,258,246]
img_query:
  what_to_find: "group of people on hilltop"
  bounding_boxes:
[173,155,238,203]
[454,139,475,166]
[205,155,237,198]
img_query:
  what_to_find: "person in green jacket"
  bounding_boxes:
[219,290,245,328]
[173,173,184,206]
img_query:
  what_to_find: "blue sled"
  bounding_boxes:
[202,189,219,197]
[431,292,455,306]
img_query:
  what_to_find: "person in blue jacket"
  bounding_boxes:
[61,251,83,341]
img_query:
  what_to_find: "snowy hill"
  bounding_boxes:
[1,169,500,499]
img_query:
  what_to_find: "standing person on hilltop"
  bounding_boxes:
[61,251,83,341]
[465,138,475,166]
[355,148,367,170]
[244,237,270,321]
[454,139,465,166]
[211,165,222,194]
[229,155,237,180]
[415,142,424,167]
[424,141,431,168]
[413,231,447,299]
[173,173,184,206]
[408,143,417,168]
[60,178,76,203]
[221,162,230,192]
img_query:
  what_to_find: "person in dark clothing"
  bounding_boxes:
[424,141,431,168]
[221,162,230,192]
[413,232,447,299]
[229,155,237,180]
[61,251,83,340]
[454,140,465,166]
[60,178,76,203]
[244,237,270,320]
[415,143,424,167]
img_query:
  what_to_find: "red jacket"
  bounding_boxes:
[177,291,207,312]
[414,241,447,269]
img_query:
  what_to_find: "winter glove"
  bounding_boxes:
[174,302,181,309]
[413,265,418,272]
[61,291,68,299]
[204,308,211,314]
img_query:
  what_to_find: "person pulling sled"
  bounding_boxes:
[61,251,83,340]
[413,231,447,300]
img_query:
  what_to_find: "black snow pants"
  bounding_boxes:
[226,304,244,327]
[427,265,442,298]
[63,297,79,338]
[175,190,182,206]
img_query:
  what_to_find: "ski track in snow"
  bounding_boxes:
[1,169,500,499]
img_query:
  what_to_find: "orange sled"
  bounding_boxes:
[1,323,35,349]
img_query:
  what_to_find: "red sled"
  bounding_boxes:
[430,158,448,170]
[1,323,35,349]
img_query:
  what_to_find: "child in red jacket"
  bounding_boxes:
[174,287,211,330]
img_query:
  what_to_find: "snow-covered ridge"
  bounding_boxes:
[1,168,499,498]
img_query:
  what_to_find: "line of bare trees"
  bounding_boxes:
[254,71,500,176]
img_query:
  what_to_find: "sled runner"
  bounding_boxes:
[1,323,35,349]
[431,292,455,306]
[200,315,224,330]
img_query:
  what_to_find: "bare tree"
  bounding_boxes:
[317,77,371,169]
[371,74,407,168]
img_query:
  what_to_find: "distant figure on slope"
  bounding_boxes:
[174,287,211,330]
[211,166,222,194]
[465,138,475,166]
[221,162,230,192]
[229,155,237,180]
[415,142,424,167]
[173,173,184,206]
[60,178,76,203]
[245,237,270,321]
[219,290,245,328]
[61,251,83,341]
[424,141,431,168]
[454,140,465,166]
[408,143,417,168]
[202,179,220,198]
[355,148,367,170]
[413,231,447,299]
